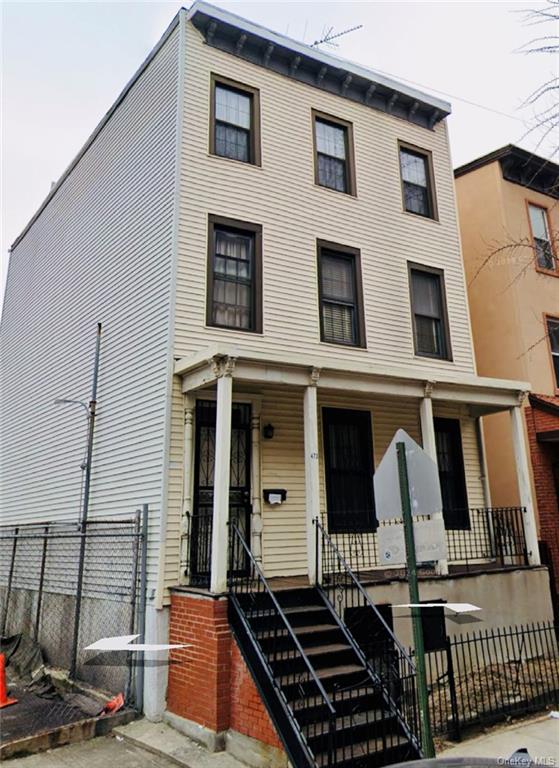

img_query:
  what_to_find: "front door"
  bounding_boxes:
[434,417,469,530]
[190,400,251,585]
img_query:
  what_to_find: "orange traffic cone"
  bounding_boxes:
[0,653,17,708]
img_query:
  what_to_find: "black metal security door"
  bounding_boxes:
[190,400,251,586]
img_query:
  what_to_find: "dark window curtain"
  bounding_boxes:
[434,417,469,530]
[212,227,254,330]
[411,269,446,357]
[215,85,251,162]
[323,408,376,533]
[320,251,357,345]
[400,149,431,217]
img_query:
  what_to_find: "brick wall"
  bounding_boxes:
[167,590,282,750]
[230,640,283,750]
[525,402,559,601]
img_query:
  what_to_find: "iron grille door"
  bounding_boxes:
[190,400,251,586]
[322,407,376,533]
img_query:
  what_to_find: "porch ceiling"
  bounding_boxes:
[174,344,530,414]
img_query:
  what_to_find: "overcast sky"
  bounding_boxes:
[2,1,557,307]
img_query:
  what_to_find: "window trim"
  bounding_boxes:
[544,312,559,394]
[317,239,366,348]
[398,140,438,221]
[209,74,261,166]
[322,406,377,534]
[526,200,558,277]
[408,261,453,361]
[312,109,357,197]
[206,214,263,334]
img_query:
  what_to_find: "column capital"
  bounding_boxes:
[516,390,529,407]
[209,354,237,379]
[309,367,321,386]
[424,380,436,398]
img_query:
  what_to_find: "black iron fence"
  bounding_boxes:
[324,507,528,577]
[445,507,528,568]
[0,510,147,706]
[425,621,559,739]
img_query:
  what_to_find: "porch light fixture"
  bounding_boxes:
[262,423,274,439]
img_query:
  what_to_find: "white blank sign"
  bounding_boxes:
[374,429,443,521]
[378,518,447,566]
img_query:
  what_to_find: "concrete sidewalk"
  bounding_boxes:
[439,714,559,763]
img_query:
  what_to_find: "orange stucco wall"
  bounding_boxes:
[455,161,559,511]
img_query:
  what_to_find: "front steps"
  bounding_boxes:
[231,586,420,768]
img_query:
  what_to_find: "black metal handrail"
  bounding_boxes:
[315,518,422,757]
[228,524,336,767]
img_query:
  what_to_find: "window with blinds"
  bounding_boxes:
[529,205,555,271]
[399,144,436,219]
[313,112,356,195]
[409,265,451,360]
[318,243,364,347]
[211,76,260,165]
[207,216,262,333]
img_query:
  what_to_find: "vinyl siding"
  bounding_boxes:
[173,21,476,376]
[0,26,180,594]
[190,387,483,578]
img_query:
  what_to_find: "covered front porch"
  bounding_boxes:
[173,344,540,594]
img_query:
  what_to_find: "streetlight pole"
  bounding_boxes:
[57,323,102,678]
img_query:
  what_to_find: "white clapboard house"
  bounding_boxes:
[1,4,553,765]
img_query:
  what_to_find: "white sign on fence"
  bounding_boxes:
[374,429,443,521]
[378,518,447,566]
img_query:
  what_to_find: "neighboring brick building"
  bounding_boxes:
[455,146,559,615]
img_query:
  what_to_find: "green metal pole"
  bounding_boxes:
[396,441,435,758]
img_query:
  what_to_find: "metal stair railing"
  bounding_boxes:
[315,518,423,758]
[228,524,337,768]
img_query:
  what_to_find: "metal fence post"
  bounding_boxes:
[125,511,142,705]
[445,636,461,741]
[34,525,49,641]
[70,521,87,679]
[135,504,148,712]
[1,527,19,636]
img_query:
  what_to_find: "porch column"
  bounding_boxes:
[475,417,492,508]
[510,403,540,566]
[419,387,449,576]
[180,395,195,583]
[210,357,235,593]
[304,369,321,584]
[250,401,263,563]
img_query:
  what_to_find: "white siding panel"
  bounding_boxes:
[0,27,180,593]
[174,23,476,377]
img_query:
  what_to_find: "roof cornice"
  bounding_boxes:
[187,1,450,131]
[454,144,559,199]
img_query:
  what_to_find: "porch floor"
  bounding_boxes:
[266,560,531,591]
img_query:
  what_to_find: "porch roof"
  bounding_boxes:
[174,343,531,415]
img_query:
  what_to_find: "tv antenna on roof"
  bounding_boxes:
[311,24,363,48]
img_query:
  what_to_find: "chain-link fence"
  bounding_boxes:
[0,508,147,707]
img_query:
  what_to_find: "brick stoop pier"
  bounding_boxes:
[166,589,284,764]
